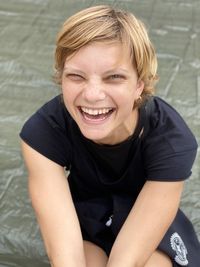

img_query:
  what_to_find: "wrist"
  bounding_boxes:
[107,255,140,267]
[49,253,86,267]
[51,259,86,267]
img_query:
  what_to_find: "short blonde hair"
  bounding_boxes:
[55,5,158,106]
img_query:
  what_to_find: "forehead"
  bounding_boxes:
[64,41,133,70]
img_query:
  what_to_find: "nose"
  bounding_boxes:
[82,80,106,103]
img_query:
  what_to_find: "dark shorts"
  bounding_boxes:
[74,196,200,266]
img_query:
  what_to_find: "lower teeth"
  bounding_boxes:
[84,113,107,119]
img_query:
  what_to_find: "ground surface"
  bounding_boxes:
[0,1,199,266]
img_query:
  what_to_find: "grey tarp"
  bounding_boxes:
[0,0,200,266]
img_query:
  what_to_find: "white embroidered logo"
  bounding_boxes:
[170,232,189,266]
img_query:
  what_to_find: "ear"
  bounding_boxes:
[136,80,145,96]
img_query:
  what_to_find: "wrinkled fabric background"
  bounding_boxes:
[0,0,200,266]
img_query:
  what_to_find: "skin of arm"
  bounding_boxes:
[21,141,86,267]
[107,180,184,267]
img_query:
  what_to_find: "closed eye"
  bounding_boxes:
[107,74,126,81]
[65,73,85,81]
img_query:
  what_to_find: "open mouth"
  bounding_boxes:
[79,106,115,122]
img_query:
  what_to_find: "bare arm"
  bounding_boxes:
[21,141,86,267]
[107,180,184,267]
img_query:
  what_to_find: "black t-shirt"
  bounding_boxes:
[20,95,198,202]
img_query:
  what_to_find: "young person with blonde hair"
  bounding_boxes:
[20,5,200,267]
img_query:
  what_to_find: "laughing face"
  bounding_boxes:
[62,42,144,145]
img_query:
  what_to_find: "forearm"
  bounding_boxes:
[36,196,86,267]
[22,142,87,266]
[107,181,183,267]
[31,179,86,267]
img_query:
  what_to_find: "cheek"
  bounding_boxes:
[115,94,135,114]
[62,84,83,113]
[62,82,76,99]
[117,86,137,104]
[120,90,137,112]
[61,85,74,106]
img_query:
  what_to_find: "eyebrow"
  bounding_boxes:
[103,68,129,75]
[63,67,85,74]
[63,66,129,75]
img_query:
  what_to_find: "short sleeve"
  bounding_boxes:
[143,98,198,181]
[20,98,72,168]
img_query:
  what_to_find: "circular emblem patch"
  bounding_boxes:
[170,232,189,266]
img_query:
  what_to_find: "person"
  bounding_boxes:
[20,5,200,267]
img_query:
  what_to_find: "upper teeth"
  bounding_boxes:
[81,107,112,115]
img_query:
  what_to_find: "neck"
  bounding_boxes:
[95,109,139,146]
